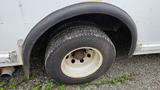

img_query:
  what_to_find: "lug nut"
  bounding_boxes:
[87,54,91,58]
[71,59,75,63]
[80,59,84,63]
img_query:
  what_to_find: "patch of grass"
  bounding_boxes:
[31,84,41,90]
[110,74,132,84]
[16,76,29,85]
[96,74,134,86]
[0,87,4,90]
[21,76,29,82]
[80,83,90,90]
[59,84,66,90]
[80,74,134,89]
[30,70,39,80]
[0,81,4,87]
[45,82,55,90]
[8,83,17,89]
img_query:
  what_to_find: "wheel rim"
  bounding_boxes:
[61,47,103,78]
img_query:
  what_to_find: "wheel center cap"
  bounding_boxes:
[72,49,85,60]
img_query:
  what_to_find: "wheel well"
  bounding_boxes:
[30,14,132,65]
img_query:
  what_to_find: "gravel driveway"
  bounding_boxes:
[1,54,160,90]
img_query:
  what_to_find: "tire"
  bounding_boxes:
[45,23,116,84]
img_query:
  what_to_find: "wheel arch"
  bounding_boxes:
[22,2,137,76]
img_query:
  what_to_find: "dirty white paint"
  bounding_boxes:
[0,0,160,66]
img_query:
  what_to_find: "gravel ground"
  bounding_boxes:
[1,54,160,90]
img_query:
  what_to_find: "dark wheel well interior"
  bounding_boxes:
[30,14,131,66]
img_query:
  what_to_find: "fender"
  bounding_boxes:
[22,2,137,76]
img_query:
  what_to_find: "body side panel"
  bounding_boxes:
[0,0,160,55]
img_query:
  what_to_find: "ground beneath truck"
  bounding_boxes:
[1,54,160,90]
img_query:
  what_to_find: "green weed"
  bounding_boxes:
[9,83,17,89]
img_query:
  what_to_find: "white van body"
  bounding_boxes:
[0,0,160,67]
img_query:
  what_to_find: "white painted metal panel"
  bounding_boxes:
[1,0,160,55]
[105,0,160,44]
[0,0,25,53]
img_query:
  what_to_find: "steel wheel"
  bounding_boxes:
[61,47,103,78]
